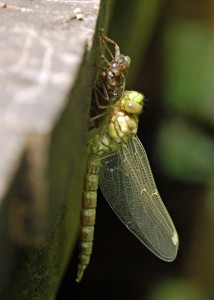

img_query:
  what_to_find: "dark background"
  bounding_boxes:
[58,0,214,299]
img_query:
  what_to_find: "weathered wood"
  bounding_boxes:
[0,0,111,298]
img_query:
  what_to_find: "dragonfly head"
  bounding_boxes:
[121,91,144,115]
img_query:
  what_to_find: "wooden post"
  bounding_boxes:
[0,0,111,298]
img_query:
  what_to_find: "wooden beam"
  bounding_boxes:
[0,0,111,297]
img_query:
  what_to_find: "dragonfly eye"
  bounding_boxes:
[124,56,131,68]
[125,101,142,115]
[111,63,123,76]
[115,55,131,68]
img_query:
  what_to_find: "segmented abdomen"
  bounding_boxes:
[76,155,100,282]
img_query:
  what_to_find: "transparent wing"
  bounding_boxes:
[99,136,179,261]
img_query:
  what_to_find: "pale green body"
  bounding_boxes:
[76,91,143,282]
[76,91,179,282]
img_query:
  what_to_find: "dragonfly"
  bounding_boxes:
[76,90,179,282]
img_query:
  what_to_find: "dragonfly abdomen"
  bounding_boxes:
[76,156,100,282]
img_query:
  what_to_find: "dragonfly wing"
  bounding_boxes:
[99,136,179,261]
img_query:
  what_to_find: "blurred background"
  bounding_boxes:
[58,0,214,299]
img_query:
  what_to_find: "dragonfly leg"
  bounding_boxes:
[90,81,113,127]
[94,80,111,109]
[99,27,120,60]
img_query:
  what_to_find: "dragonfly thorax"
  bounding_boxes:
[108,113,138,141]
[88,91,144,157]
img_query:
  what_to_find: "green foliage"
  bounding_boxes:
[163,22,214,126]
[148,279,204,300]
[156,119,214,183]
[110,0,164,86]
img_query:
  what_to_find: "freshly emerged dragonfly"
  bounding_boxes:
[76,90,179,282]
